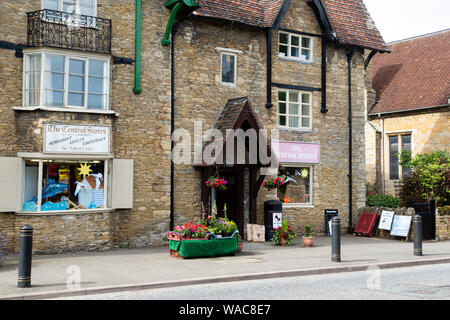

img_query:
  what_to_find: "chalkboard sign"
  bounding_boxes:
[390,215,412,239]
[378,210,395,231]
[325,209,339,236]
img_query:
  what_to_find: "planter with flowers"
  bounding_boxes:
[272,219,296,246]
[262,176,286,190]
[205,176,228,191]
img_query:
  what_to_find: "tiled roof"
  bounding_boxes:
[321,0,388,51]
[192,0,284,28]
[369,29,450,115]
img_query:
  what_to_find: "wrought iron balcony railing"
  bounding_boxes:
[27,9,112,54]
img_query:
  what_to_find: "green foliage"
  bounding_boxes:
[366,194,401,208]
[272,220,296,246]
[400,150,450,206]
[304,225,313,238]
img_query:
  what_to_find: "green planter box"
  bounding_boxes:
[169,238,237,259]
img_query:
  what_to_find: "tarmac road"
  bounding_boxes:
[54,263,450,300]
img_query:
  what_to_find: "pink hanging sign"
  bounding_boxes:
[271,141,320,164]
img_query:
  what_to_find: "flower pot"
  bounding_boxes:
[281,238,286,246]
[303,236,314,247]
[237,241,243,253]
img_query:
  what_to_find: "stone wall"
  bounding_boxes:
[436,207,450,241]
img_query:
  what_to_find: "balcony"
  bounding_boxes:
[27,9,111,55]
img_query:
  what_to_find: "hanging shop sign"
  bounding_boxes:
[43,124,111,155]
[390,215,412,239]
[271,141,320,164]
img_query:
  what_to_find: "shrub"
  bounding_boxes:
[366,194,401,208]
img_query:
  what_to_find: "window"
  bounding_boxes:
[24,50,110,109]
[278,32,312,62]
[43,0,96,16]
[22,159,107,212]
[221,52,237,85]
[277,90,312,129]
[388,133,412,180]
[277,166,313,205]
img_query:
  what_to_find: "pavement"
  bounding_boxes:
[1,235,450,300]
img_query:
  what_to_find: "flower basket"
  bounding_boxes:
[205,176,228,191]
[262,176,286,190]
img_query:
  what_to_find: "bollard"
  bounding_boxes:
[18,225,33,288]
[331,216,341,262]
[413,215,423,256]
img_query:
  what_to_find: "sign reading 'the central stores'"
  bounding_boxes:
[43,123,111,154]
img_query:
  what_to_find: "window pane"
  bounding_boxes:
[301,117,310,128]
[22,160,39,212]
[42,0,59,10]
[80,0,94,16]
[46,55,65,72]
[278,45,288,57]
[302,93,310,104]
[278,102,286,114]
[279,33,288,44]
[68,75,85,92]
[389,136,399,180]
[289,91,299,102]
[68,92,84,106]
[291,36,299,46]
[45,90,64,107]
[289,103,299,115]
[88,94,106,109]
[289,116,299,128]
[401,134,412,178]
[278,166,311,204]
[291,47,299,57]
[278,91,287,101]
[302,104,310,116]
[89,60,106,77]
[63,1,76,13]
[45,72,65,90]
[221,54,235,84]
[301,48,311,61]
[25,89,40,107]
[278,115,286,126]
[88,77,104,94]
[69,59,85,75]
[302,37,311,48]
[26,54,41,72]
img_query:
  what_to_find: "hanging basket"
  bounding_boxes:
[205,176,228,191]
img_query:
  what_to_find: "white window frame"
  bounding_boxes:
[278,164,314,208]
[220,52,237,86]
[23,48,111,111]
[278,31,313,62]
[21,156,110,213]
[277,89,313,130]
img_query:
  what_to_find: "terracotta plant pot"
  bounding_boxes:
[237,241,243,253]
[302,236,314,247]
[281,238,286,246]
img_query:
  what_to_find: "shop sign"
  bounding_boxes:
[271,141,320,164]
[44,124,110,154]
[390,215,412,238]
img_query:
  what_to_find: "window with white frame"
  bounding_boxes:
[43,0,96,16]
[277,90,312,129]
[22,159,107,212]
[221,52,237,85]
[24,50,110,109]
[278,32,312,62]
[277,165,313,205]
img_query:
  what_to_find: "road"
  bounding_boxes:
[53,263,450,300]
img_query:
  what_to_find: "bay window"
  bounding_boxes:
[23,50,110,110]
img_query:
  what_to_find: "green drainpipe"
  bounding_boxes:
[133,0,142,94]
[161,0,198,46]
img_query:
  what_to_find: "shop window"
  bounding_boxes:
[23,50,110,110]
[277,166,312,205]
[22,159,107,212]
[278,32,312,62]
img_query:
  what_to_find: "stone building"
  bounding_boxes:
[0,0,387,254]
[365,29,450,197]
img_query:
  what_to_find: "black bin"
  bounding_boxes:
[264,200,283,241]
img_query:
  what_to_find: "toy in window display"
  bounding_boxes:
[74,173,104,209]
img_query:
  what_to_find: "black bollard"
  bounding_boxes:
[18,225,33,288]
[413,215,423,256]
[331,216,341,262]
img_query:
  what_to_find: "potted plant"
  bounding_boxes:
[302,225,315,247]
[237,234,244,253]
[272,220,296,246]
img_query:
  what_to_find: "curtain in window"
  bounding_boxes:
[389,136,399,180]
[25,54,41,106]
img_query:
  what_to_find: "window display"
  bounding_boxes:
[22,159,106,212]
[277,166,312,204]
